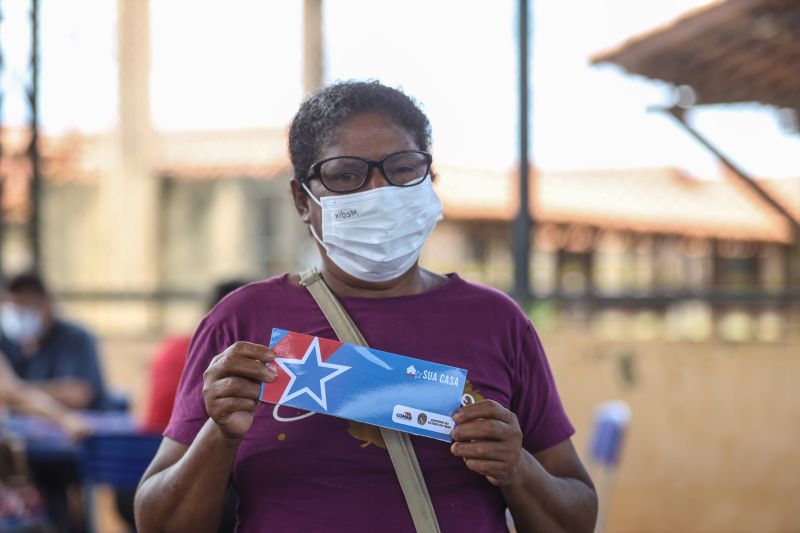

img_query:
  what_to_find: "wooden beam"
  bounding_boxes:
[658,105,800,242]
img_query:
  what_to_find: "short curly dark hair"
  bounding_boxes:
[288,80,432,185]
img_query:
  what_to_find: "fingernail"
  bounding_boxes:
[265,367,277,380]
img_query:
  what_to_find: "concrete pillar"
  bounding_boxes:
[303,0,324,96]
[266,0,325,275]
[96,0,160,332]
[208,180,249,280]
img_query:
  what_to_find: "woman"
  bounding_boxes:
[135,81,597,532]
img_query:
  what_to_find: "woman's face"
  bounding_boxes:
[291,112,422,283]
[296,112,419,229]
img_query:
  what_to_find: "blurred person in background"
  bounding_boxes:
[113,281,248,533]
[141,280,248,434]
[0,351,90,531]
[0,272,109,533]
[135,81,596,533]
[0,355,90,439]
[0,272,108,411]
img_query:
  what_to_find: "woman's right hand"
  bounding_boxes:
[203,341,276,441]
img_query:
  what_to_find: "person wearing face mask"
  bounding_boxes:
[1,273,107,533]
[0,273,108,412]
[1,354,89,533]
[135,81,597,533]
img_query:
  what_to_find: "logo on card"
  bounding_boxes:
[414,368,461,387]
[392,405,454,436]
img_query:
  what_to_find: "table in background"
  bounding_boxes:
[3,412,162,533]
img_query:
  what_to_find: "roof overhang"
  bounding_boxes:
[592,0,800,112]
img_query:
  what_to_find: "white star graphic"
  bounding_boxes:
[274,337,350,411]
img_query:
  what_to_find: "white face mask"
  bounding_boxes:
[1,304,44,343]
[303,178,444,282]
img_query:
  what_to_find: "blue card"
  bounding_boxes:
[260,328,467,442]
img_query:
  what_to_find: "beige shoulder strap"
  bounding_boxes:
[299,267,441,533]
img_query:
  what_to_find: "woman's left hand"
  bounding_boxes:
[450,399,525,487]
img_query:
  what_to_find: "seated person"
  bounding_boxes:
[142,280,247,433]
[0,272,107,533]
[117,281,246,532]
[0,272,108,411]
[0,352,90,533]
[0,355,89,439]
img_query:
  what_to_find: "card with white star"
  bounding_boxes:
[260,328,468,442]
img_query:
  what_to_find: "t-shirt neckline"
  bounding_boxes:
[281,271,463,303]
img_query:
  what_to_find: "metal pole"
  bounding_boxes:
[27,0,41,271]
[512,0,532,303]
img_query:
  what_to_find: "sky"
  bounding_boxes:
[1,0,798,180]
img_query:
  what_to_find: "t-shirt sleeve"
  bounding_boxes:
[511,321,575,454]
[164,317,229,445]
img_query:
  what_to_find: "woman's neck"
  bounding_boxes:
[319,264,445,299]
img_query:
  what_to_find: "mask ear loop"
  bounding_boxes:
[301,182,328,251]
[301,182,321,207]
[308,224,329,252]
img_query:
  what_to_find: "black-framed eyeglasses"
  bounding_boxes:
[306,150,432,193]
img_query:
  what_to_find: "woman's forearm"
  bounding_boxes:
[135,419,240,533]
[502,451,597,533]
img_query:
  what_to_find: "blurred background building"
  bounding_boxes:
[1,0,798,531]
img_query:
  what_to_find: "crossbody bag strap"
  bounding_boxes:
[299,267,441,533]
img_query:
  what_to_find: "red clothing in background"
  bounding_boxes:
[141,335,191,433]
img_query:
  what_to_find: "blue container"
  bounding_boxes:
[589,401,631,467]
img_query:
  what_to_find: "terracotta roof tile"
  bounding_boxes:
[592,0,800,110]
[760,177,800,221]
[3,128,795,243]
[156,128,289,179]
[435,166,795,243]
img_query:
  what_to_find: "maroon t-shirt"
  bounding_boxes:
[166,273,574,532]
